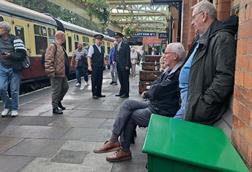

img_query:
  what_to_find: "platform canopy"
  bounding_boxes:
[107,0,170,32]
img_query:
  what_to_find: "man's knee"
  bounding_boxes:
[0,83,7,94]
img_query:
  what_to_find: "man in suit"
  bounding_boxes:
[114,32,131,98]
[87,34,106,99]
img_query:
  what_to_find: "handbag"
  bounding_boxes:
[22,55,31,69]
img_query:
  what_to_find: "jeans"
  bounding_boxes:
[174,90,187,119]
[76,66,88,84]
[112,99,152,151]
[0,64,21,110]
[110,63,117,83]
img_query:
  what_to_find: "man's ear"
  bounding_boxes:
[202,12,207,23]
[174,54,178,60]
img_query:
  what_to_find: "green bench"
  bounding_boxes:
[142,114,249,172]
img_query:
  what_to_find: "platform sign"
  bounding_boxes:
[158,33,168,39]
[134,32,156,37]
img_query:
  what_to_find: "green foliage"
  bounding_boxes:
[123,26,137,38]
[11,0,102,32]
[73,0,109,24]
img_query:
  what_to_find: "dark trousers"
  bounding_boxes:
[76,66,88,83]
[50,76,69,109]
[91,66,103,96]
[112,100,152,151]
[117,66,130,96]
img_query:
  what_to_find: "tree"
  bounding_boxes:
[9,0,103,32]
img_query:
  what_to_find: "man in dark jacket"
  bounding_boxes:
[114,32,131,98]
[180,1,237,124]
[0,21,26,117]
[93,43,186,162]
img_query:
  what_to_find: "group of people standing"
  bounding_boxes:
[44,31,132,114]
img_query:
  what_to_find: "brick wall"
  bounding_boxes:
[232,0,252,169]
[216,0,232,20]
[170,6,178,42]
[182,0,198,50]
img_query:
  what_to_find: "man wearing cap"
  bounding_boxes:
[114,32,131,98]
[87,34,106,99]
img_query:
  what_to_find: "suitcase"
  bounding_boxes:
[139,81,152,94]
[139,70,162,81]
[144,55,161,63]
[142,62,160,71]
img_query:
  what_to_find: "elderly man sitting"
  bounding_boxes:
[93,43,186,162]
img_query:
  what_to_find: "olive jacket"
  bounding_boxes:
[184,18,237,125]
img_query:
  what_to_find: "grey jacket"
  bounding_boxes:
[184,19,237,125]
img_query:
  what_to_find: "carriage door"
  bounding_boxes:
[11,18,31,79]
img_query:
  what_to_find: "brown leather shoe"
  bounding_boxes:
[93,140,120,153]
[106,149,132,162]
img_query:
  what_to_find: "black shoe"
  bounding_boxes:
[58,102,66,110]
[53,107,63,115]
[98,94,106,98]
[120,94,129,98]
[93,96,99,99]
[115,94,121,97]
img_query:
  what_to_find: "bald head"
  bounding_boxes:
[55,31,65,45]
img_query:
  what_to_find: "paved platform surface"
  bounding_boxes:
[0,70,147,172]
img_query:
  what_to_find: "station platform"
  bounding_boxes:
[0,69,147,172]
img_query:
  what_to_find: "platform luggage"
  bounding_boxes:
[144,55,161,63]
[139,55,161,94]
[142,62,160,71]
[139,70,162,81]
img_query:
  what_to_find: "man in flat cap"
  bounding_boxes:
[87,34,106,99]
[114,32,131,98]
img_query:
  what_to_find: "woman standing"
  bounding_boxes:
[130,48,138,77]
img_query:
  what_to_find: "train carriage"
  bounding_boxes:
[0,1,114,85]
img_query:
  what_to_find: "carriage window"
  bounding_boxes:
[74,34,79,42]
[15,26,25,45]
[82,36,89,45]
[48,28,55,44]
[34,24,48,54]
[68,36,72,52]
[0,16,3,22]
[74,34,79,49]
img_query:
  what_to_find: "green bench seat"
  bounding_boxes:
[142,114,248,172]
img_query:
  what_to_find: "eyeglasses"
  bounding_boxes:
[192,11,203,20]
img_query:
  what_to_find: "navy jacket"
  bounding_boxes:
[145,61,183,117]
[115,41,131,69]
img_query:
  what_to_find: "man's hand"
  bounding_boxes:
[141,91,146,98]
[48,73,55,78]
[88,65,92,71]
[0,52,10,59]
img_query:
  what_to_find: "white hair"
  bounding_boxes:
[166,42,186,60]
[0,21,11,33]
[192,0,217,20]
